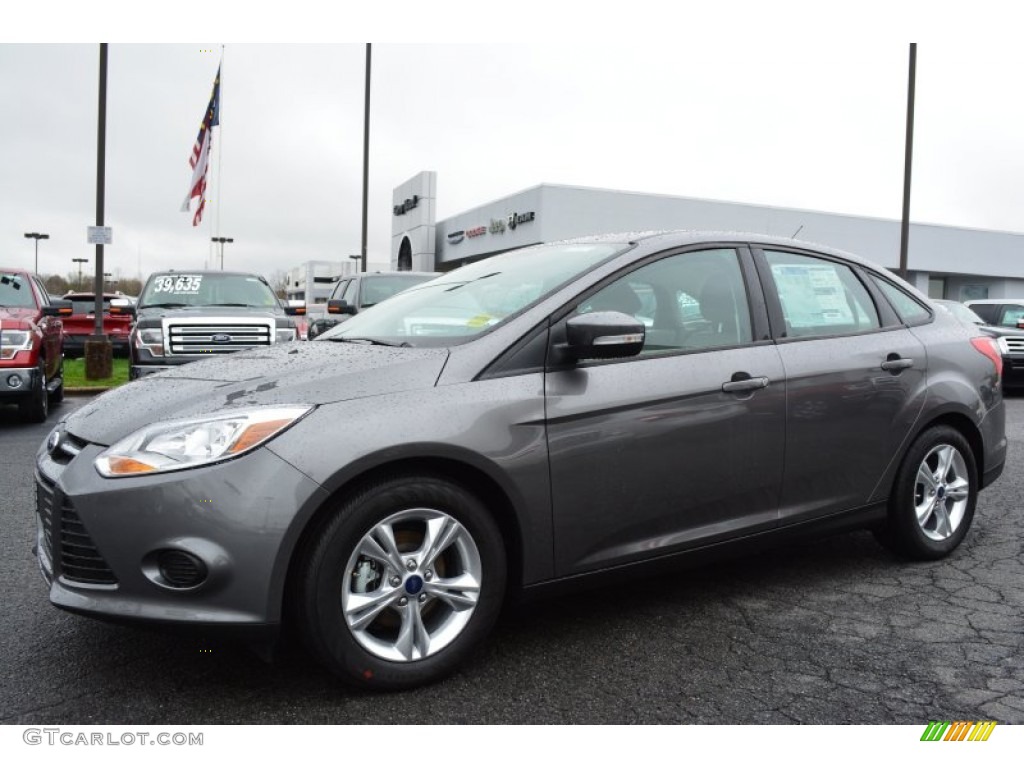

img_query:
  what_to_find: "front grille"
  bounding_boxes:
[1003,336,1024,354]
[36,474,117,586]
[60,505,117,585]
[50,433,86,465]
[35,474,56,568]
[167,322,272,355]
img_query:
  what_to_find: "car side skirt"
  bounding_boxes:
[518,500,889,602]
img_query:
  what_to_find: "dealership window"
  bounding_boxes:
[928,277,946,299]
[764,251,880,338]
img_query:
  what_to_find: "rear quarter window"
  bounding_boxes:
[870,276,932,325]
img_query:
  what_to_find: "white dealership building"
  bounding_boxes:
[391,171,1024,301]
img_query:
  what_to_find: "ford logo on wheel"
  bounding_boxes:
[212,334,232,344]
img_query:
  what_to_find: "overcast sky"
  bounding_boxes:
[3,2,1023,286]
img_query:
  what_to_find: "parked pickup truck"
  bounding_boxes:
[0,268,71,422]
[130,270,304,379]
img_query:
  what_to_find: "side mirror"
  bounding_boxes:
[285,304,306,316]
[307,318,340,340]
[43,300,73,317]
[109,299,136,317]
[328,299,355,316]
[565,311,645,361]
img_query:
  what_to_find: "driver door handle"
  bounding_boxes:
[722,375,770,393]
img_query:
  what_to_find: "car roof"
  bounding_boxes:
[964,299,1023,305]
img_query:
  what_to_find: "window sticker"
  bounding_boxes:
[771,263,854,327]
[152,275,204,294]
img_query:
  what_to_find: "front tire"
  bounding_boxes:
[298,476,507,690]
[875,425,977,560]
[19,362,49,423]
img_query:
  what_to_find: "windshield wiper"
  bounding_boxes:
[142,302,189,309]
[327,337,411,347]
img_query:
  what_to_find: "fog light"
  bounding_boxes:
[8,374,23,388]
[156,550,208,589]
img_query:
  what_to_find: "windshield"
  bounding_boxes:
[317,242,626,346]
[359,274,436,307]
[0,274,37,308]
[139,273,280,309]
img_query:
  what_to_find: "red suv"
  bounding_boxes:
[1,268,71,422]
[61,293,134,357]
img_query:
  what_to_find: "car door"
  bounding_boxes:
[546,246,786,576]
[32,277,63,378]
[752,247,927,525]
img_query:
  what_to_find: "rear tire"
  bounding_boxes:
[297,475,506,690]
[875,425,977,560]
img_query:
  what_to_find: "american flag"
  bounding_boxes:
[181,64,221,226]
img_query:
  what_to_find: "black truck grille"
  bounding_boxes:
[36,474,117,586]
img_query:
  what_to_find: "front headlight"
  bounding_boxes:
[94,405,312,477]
[0,329,33,360]
[276,327,297,343]
[997,336,1010,355]
[133,327,165,357]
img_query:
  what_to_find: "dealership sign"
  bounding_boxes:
[466,226,486,238]
[394,195,420,216]
[447,230,465,244]
[507,211,535,230]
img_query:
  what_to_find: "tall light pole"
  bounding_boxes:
[211,236,233,270]
[899,43,917,280]
[72,258,88,290]
[24,232,49,274]
[360,43,371,273]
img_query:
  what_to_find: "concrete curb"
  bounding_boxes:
[65,387,117,394]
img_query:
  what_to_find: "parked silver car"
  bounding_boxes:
[35,232,1006,690]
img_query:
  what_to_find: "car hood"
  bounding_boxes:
[65,341,450,446]
[0,307,40,326]
[135,305,286,322]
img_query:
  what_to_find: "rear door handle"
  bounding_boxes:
[881,355,914,372]
[722,376,770,393]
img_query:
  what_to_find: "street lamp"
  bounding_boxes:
[211,237,234,270]
[349,254,361,275]
[24,232,49,274]
[72,258,88,290]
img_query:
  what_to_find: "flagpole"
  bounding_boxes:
[215,45,225,244]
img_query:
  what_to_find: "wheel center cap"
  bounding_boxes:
[405,575,424,595]
[936,486,946,500]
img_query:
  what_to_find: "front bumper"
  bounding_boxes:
[1001,355,1024,388]
[35,429,329,627]
[0,366,36,396]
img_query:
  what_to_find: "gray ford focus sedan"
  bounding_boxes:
[35,232,1006,690]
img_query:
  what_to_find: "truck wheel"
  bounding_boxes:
[19,362,49,423]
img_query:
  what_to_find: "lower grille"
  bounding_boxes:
[60,505,117,585]
[36,474,117,586]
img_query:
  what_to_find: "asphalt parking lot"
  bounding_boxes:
[1,394,1022,725]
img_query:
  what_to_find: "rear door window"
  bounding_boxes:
[763,251,880,338]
